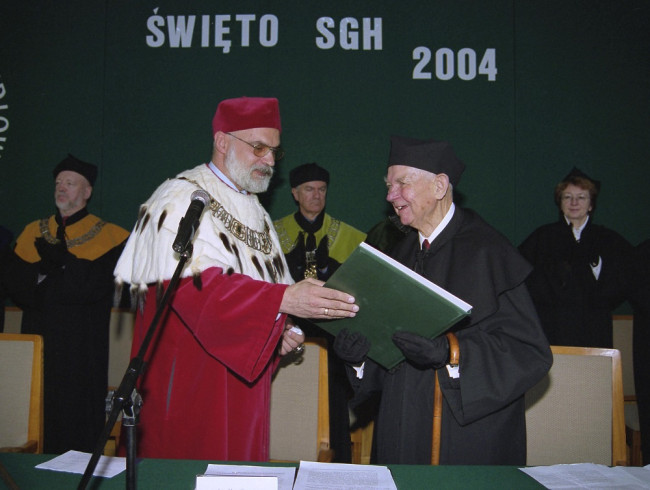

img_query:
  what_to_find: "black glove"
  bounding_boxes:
[392,331,449,369]
[315,236,329,270]
[34,236,70,275]
[284,232,307,282]
[333,328,371,364]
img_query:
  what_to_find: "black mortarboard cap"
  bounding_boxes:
[388,135,465,187]
[289,162,330,187]
[52,154,98,186]
[562,166,601,191]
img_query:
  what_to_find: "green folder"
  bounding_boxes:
[316,242,472,369]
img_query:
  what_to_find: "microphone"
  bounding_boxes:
[172,189,210,253]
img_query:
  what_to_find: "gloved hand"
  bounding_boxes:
[34,236,70,275]
[333,328,371,365]
[392,331,449,369]
[315,236,341,280]
[284,232,307,281]
[315,236,329,270]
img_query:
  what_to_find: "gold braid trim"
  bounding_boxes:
[275,221,294,253]
[326,218,341,248]
[179,177,273,255]
[39,217,107,248]
[278,215,341,253]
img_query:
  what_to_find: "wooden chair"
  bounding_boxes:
[525,346,626,466]
[613,314,643,466]
[269,338,332,462]
[350,421,374,464]
[0,333,44,453]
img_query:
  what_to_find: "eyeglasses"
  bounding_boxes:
[227,133,284,160]
[561,194,590,202]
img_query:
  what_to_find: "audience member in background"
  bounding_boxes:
[273,162,366,462]
[519,167,634,348]
[1,155,129,453]
[630,238,650,464]
[334,135,552,464]
[114,97,359,461]
[274,162,366,282]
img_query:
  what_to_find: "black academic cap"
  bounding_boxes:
[289,162,330,187]
[562,166,601,191]
[388,135,465,187]
[52,154,98,186]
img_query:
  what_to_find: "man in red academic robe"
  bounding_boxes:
[114,97,359,461]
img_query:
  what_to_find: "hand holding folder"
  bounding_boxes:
[316,242,472,369]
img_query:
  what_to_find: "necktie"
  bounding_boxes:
[415,240,429,274]
[56,217,67,241]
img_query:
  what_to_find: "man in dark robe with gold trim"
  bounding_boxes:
[2,155,129,454]
[273,163,366,462]
[273,163,366,283]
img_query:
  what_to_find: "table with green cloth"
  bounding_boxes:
[0,453,545,489]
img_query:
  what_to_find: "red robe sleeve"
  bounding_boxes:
[167,267,289,383]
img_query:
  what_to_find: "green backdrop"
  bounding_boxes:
[1,1,648,250]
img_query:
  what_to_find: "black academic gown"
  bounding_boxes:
[350,207,552,465]
[519,218,633,348]
[630,239,650,464]
[2,212,127,454]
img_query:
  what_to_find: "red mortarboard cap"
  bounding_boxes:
[388,135,465,187]
[212,97,281,135]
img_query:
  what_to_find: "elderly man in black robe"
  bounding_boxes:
[335,135,553,465]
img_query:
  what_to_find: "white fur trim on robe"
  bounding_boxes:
[114,163,293,289]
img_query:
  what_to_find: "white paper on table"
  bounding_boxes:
[520,463,650,489]
[196,475,278,490]
[203,463,296,490]
[612,465,650,487]
[34,450,126,478]
[292,461,397,490]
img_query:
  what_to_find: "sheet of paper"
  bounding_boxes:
[204,463,296,490]
[612,466,650,487]
[196,475,278,490]
[520,463,650,489]
[34,450,126,478]
[292,461,397,490]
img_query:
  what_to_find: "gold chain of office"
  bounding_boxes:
[178,177,273,254]
[38,218,107,248]
[275,218,341,279]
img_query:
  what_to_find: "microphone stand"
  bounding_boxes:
[78,244,194,490]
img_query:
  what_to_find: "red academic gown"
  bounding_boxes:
[122,267,288,461]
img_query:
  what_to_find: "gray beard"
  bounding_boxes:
[225,147,273,194]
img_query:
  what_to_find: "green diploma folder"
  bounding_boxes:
[316,242,472,369]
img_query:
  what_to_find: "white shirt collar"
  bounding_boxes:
[420,203,456,248]
[208,162,248,194]
[564,214,589,241]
